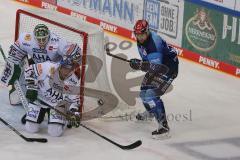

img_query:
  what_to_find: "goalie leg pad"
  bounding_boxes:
[9,85,21,105]
[48,123,64,137]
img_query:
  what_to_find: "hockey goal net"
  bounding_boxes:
[15,8,115,118]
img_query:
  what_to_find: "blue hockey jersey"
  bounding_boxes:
[136,31,178,77]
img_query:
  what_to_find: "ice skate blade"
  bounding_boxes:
[152,132,171,140]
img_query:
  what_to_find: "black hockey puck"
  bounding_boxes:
[98,99,104,106]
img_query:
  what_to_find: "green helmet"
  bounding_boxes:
[34,24,50,47]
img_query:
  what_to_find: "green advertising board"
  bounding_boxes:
[182,1,240,67]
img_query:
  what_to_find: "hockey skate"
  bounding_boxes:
[152,120,171,140]
[136,110,154,121]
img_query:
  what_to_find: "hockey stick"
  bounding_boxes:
[0,117,47,143]
[14,80,28,111]
[104,40,169,74]
[105,46,130,63]
[80,123,142,150]
[14,53,31,111]
[104,37,130,63]
[0,44,6,60]
[48,101,142,150]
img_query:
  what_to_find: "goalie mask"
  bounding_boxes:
[34,24,50,47]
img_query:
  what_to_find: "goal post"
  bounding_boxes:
[15,8,113,114]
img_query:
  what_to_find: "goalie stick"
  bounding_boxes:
[0,117,47,143]
[14,80,28,111]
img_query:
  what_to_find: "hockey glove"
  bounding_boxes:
[26,89,38,103]
[129,58,141,70]
[67,108,81,128]
[24,65,38,103]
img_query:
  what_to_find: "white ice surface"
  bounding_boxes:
[0,1,240,160]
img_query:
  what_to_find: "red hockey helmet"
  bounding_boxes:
[133,20,149,34]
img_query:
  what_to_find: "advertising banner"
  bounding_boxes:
[42,0,57,5]
[142,0,184,46]
[235,0,240,11]
[57,0,144,31]
[56,0,184,46]
[15,0,240,78]
[182,1,240,68]
[201,0,236,10]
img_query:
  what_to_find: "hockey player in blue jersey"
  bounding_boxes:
[130,20,178,138]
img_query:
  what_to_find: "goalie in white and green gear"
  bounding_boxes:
[0,23,73,105]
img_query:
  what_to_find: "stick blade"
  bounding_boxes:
[119,140,142,150]
[25,138,48,143]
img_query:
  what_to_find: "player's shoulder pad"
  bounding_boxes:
[18,32,34,46]
[49,32,61,43]
[151,31,163,43]
[150,31,166,52]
